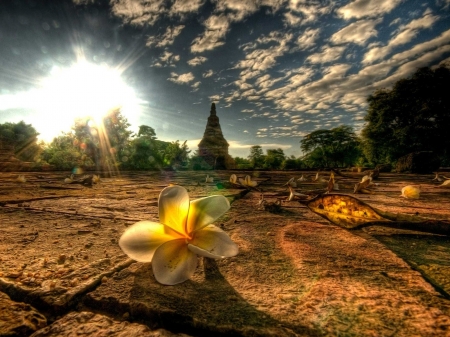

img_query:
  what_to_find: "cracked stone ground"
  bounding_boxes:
[0,170,450,336]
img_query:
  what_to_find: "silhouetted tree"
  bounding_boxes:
[361,65,450,165]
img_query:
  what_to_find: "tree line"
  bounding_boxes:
[1,65,449,171]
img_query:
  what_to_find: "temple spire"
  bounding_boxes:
[197,103,234,169]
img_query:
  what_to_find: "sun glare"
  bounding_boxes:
[0,61,142,142]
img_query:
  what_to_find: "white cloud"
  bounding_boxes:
[152,51,180,67]
[363,12,440,64]
[203,70,214,78]
[187,56,208,66]
[330,19,382,46]
[168,72,195,84]
[191,0,285,53]
[307,45,346,64]
[337,0,403,19]
[146,25,185,48]
[209,94,222,102]
[285,0,334,26]
[191,14,230,53]
[110,0,167,26]
[170,0,205,15]
[296,27,320,50]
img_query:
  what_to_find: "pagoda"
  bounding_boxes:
[198,103,234,169]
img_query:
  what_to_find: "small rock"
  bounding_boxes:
[57,254,66,264]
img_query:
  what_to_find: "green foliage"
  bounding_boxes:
[40,133,94,169]
[163,140,190,168]
[300,125,361,168]
[0,121,41,161]
[281,156,304,170]
[264,148,285,169]
[189,154,213,170]
[247,145,265,169]
[361,65,450,165]
[234,156,252,169]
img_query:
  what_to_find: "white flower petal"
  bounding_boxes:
[186,195,230,234]
[152,239,198,285]
[188,225,238,258]
[158,186,190,235]
[118,221,182,262]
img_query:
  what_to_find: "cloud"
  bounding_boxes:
[202,69,214,78]
[306,45,346,64]
[168,72,195,84]
[330,19,382,46]
[152,51,180,67]
[337,0,403,19]
[191,14,230,53]
[187,56,208,66]
[191,0,284,53]
[234,31,293,78]
[191,81,201,92]
[110,0,167,26]
[363,12,440,64]
[296,27,321,50]
[213,0,259,21]
[209,94,221,101]
[170,0,205,16]
[146,25,185,48]
[284,0,334,26]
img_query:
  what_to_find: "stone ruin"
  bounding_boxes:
[198,103,235,169]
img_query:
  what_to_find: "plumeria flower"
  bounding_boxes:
[283,177,297,188]
[400,185,420,199]
[238,175,258,187]
[64,174,74,183]
[92,174,101,184]
[432,172,442,182]
[297,175,307,182]
[439,179,450,188]
[205,174,214,183]
[230,174,238,184]
[119,186,238,285]
[16,175,26,183]
[288,186,308,201]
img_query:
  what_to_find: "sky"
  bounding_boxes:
[0,0,449,158]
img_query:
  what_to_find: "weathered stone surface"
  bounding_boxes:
[0,291,47,336]
[396,151,440,173]
[1,170,450,336]
[30,311,190,337]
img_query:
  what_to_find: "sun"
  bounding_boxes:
[0,61,143,143]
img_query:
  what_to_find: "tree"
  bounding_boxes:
[126,125,166,170]
[0,121,41,161]
[264,148,285,169]
[361,65,450,165]
[247,145,265,169]
[300,125,361,168]
[281,155,304,170]
[163,140,190,168]
[71,108,133,171]
[234,156,251,169]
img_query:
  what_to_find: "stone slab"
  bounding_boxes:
[84,191,450,336]
[29,311,190,337]
[0,291,47,336]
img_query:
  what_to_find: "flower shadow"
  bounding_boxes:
[126,258,317,336]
